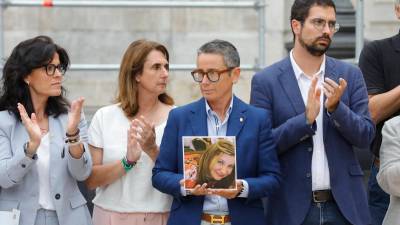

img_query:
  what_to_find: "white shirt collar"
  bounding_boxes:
[205,95,234,119]
[289,50,326,80]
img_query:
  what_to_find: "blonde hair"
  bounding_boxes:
[115,39,174,118]
[196,139,235,188]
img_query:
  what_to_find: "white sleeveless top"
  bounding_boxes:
[88,104,172,213]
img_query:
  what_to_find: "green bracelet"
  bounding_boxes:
[121,157,134,173]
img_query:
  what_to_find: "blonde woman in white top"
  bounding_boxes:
[86,40,174,225]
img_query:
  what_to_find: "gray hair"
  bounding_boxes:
[197,39,240,68]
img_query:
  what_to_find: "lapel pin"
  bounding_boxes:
[240,117,244,123]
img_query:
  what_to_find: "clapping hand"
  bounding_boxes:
[131,116,158,160]
[67,97,84,134]
[126,120,142,163]
[17,103,41,151]
[323,77,347,113]
[305,75,321,124]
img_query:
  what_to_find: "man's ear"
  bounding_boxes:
[231,67,241,84]
[291,19,302,36]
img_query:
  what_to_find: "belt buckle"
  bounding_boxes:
[312,191,324,203]
[210,215,225,224]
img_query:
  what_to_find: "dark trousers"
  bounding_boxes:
[368,162,390,225]
[301,201,351,225]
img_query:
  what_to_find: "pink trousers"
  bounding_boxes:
[93,205,169,225]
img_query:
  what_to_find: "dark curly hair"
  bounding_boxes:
[0,35,70,120]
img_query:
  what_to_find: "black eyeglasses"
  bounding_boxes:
[309,18,340,33]
[42,64,66,76]
[191,67,234,83]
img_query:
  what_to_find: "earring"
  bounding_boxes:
[25,80,30,86]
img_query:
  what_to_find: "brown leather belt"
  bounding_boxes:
[373,157,380,168]
[312,190,333,203]
[201,213,231,224]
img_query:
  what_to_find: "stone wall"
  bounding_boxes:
[2,1,286,113]
[2,0,397,115]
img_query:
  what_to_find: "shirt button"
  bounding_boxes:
[21,164,26,168]
[306,173,311,178]
[55,194,61,200]
[308,147,312,152]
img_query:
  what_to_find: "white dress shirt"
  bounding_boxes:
[36,133,56,210]
[290,50,331,191]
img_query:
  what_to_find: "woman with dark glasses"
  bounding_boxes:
[0,35,92,225]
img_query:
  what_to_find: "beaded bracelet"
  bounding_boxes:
[66,128,80,137]
[65,136,80,145]
[125,157,136,165]
[67,140,81,146]
[121,157,136,173]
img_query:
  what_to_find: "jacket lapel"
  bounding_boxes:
[278,57,306,115]
[323,57,338,138]
[227,96,246,137]
[189,98,208,136]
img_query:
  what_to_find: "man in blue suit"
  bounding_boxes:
[152,39,280,225]
[250,1,375,225]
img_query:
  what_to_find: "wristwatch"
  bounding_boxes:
[23,142,38,160]
[235,180,244,197]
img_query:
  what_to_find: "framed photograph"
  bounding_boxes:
[182,136,237,190]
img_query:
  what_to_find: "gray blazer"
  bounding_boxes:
[0,110,93,225]
[377,116,400,225]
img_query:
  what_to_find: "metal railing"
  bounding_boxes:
[0,0,267,73]
[355,0,364,64]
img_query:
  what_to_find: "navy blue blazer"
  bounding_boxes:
[152,96,280,225]
[250,56,375,225]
